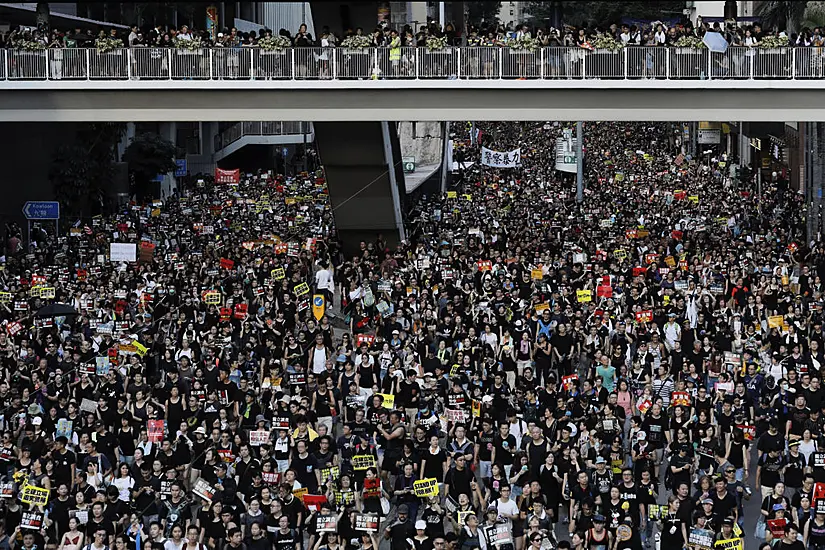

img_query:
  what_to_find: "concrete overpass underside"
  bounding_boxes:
[314,121,407,248]
[3,82,825,121]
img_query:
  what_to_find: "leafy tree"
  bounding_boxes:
[36,2,50,33]
[467,1,502,28]
[49,123,125,221]
[123,133,177,201]
[802,1,825,29]
[756,0,810,34]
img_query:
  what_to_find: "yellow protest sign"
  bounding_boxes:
[272,268,285,281]
[664,256,676,268]
[531,269,543,280]
[462,194,472,201]
[151,208,161,217]
[413,478,439,498]
[352,454,377,471]
[203,291,221,305]
[20,484,50,506]
[768,315,785,329]
[29,287,42,298]
[576,290,592,303]
[446,191,457,199]
[0,292,11,304]
[292,487,308,502]
[714,539,743,550]
[613,249,627,261]
[377,393,395,409]
[472,400,481,418]
[132,340,148,358]
[294,282,310,297]
[457,511,474,526]
[40,287,55,299]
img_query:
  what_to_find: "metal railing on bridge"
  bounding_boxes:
[1,46,824,81]
[214,121,313,152]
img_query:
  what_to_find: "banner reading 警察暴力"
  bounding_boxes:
[481,147,521,168]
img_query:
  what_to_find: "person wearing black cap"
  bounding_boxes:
[586,514,611,549]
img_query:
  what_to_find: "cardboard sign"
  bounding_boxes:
[316,515,337,532]
[635,310,653,323]
[20,511,44,530]
[413,478,439,498]
[147,420,165,442]
[562,374,578,391]
[376,393,395,409]
[356,334,375,348]
[484,524,513,546]
[20,485,50,506]
[249,430,271,446]
[110,243,137,263]
[354,513,379,532]
[80,398,98,413]
[714,539,743,550]
[671,392,690,407]
[576,289,592,303]
[55,419,73,439]
[352,454,377,471]
[688,528,714,550]
[768,315,785,329]
[233,303,248,319]
[294,282,310,297]
[192,478,215,501]
[596,285,612,298]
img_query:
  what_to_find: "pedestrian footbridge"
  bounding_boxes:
[1,47,825,121]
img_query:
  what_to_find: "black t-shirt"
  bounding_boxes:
[659,513,685,546]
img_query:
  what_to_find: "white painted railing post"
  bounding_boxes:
[86,48,91,80]
[792,47,796,79]
[291,48,295,80]
[623,47,628,79]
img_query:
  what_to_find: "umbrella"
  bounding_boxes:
[703,32,729,53]
[35,303,78,318]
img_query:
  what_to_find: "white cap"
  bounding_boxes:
[32,416,42,426]
[415,520,427,530]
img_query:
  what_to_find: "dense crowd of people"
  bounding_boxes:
[0,17,808,51]
[0,117,819,550]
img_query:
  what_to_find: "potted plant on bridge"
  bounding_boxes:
[758,34,791,78]
[340,35,372,79]
[257,35,292,79]
[506,36,539,78]
[672,35,707,79]
[588,32,624,79]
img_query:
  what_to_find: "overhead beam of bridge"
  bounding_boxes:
[3,81,825,121]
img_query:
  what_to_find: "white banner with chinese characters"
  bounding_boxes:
[481,147,521,168]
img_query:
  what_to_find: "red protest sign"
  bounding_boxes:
[215,168,240,184]
[219,307,232,321]
[356,334,375,348]
[596,285,612,298]
[671,230,683,240]
[645,253,658,265]
[233,303,248,319]
[635,310,653,323]
[147,420,164,442]
[477,260,492,272]
[562,374,578,391]
[219,258,235,270]
[632,267,647,277]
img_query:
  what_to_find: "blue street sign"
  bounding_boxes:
[175,159,187,177]
[313,296,324,307]
[151,174,164,183]
[22,201,59,220]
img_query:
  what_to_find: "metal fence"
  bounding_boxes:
[214,121,313,152]
[4,46,825,81]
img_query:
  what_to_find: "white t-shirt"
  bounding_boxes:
[494,498,519,525]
